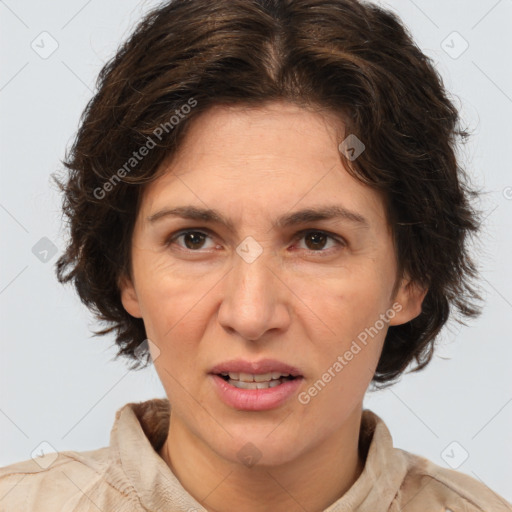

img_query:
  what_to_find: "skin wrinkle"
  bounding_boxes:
[118,101,426,512]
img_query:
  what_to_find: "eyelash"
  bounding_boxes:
[165,228,346,256]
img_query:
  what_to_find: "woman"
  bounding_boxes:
[1,0,510,510]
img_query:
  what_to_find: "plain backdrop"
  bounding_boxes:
[1,0,511,504]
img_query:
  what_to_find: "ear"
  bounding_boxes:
[389,277,428,326]
[118,273,143,319]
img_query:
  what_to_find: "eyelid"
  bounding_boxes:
[165,228,218,249]
[166,227,346,253]
[292,228,346,244]
[291,229,347,254]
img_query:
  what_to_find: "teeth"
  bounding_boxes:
[239,372,254,382]
[225,371,290,382]
[253,372,273,382]
[229,379,283,389]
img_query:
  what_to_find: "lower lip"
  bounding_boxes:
[210,374,303,411]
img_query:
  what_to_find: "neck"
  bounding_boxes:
[159,406,365,512]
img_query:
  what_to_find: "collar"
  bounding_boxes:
[110,398,407,511]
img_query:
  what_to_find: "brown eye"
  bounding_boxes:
[182,232,207,250]
[168,230,215,251]
[295,230,345,254]
[303,232,328,250]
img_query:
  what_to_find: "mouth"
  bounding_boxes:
[217,371,299,389]
[208,359,304,410]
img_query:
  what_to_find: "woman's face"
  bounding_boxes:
[120,101,425,466]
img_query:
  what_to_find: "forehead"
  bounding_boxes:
[169,101,344,168]
[138,102,389,232]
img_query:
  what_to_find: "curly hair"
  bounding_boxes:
[54,0,483,387]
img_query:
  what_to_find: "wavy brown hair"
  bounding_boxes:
[54,0,482,387]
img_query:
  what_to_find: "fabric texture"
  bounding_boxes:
[0,398,510,511]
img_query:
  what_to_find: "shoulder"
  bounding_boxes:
[0,448,142,512]
[395,449,512,512]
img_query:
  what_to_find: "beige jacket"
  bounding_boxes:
[0,398,510,511]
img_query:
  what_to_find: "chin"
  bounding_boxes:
[211,426,306,469]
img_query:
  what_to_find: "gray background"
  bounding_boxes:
[1,0,511,503]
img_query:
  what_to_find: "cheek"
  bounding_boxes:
[294,262,393,339]
[289,265,392,403]
[139,272,212,401]
[134,257,210,356]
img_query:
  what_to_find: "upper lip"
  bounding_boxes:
[209,358,303,377]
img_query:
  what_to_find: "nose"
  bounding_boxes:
[217,249,291,342]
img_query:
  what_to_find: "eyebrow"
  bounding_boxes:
[147,205,369,232]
